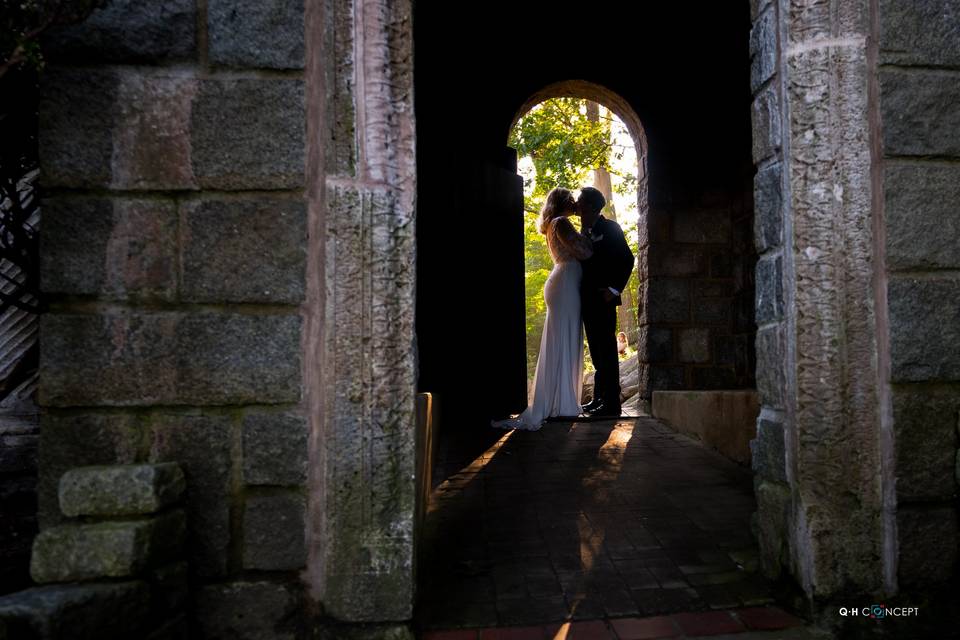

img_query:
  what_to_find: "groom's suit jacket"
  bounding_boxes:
[580,215,635,306]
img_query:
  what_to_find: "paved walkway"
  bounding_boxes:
[417,416,813,637]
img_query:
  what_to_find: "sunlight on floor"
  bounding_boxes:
[426,431,515,514]
[567,420,635,622]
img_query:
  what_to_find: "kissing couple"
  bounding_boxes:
[493,186,635,431]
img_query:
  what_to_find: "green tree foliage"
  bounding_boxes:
[510,98,639,380]
[510,98,610,213]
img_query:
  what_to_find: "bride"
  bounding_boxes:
[492,187,593,431]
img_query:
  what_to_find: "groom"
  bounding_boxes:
[577,186,635,417]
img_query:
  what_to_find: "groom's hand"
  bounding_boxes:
[599,288,616,303]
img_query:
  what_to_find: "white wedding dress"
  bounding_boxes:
[492,216,593,431]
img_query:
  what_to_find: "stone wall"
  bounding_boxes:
[878,0,960,591]
[639,190,756,398]
[35,0,417,635]
[1,463,190,639]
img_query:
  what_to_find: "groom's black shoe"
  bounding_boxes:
[581,398,602,414]
[587,400,621,417]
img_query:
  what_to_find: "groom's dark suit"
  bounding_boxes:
[580,215,635,410]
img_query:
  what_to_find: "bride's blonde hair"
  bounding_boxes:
[538,187,576,234]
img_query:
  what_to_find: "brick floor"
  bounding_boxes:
[610,615,680,639]
[671,611,744,636]
[732,606,804,630]
[417,417,804,633]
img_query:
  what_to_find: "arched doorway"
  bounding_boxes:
[509,81,650,413]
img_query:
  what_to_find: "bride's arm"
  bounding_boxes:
[552,217,593,260]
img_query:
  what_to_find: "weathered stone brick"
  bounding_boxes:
[40,198,178,300]
[39,69,199,190]
[755,255,783,325]
[755,324,786,409]
[754,480,790,579]
[111,72,198,190]
[647,278,689,324]
[751,86,781,164]
[30,510,185,583]
[879,0,960,68]
[647,209,671,245]
[647,278,690,322]
[196,581,301,640]
[751,0,773,21]
[37,414,141,530]
[892,387,960,500]
[788,0,868,43]
[243,412,308,486]
[192,78,305,189]
[40,312,302,406]
[181,198,307,304]
[59,463,185,517]
[640,326,672,363]
[750,7,777,92]
[693,281,734,298]
[754,162,783,252]
[209,0,305,69]
[0,581,151,640]
[880,69,960,158]
[691,367,736,390]
[149,414,233,578]
[888,278,960,382]
[678,329,710,364]
[650,365,685,391]
[671,209,731,244]
[692,298,729,325]
[38,69,119,188]
[885,162,960,271]
[897,505,958,587]
[649,245,707,278]
[243,492,306,570]
[180,313,303,404]
[751,416,787,483]
[42,0,196,63]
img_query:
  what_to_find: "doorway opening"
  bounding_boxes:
[412,2,783,633]
[508,83,649,414]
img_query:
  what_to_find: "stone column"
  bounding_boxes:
[304,0,418,624]
[750,0,894,605]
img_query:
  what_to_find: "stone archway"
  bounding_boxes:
[510,80,650,371]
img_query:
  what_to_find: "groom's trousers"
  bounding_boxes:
[583,295,620,407]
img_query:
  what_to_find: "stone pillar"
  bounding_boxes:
[748,0,791,584]
[750,0,895,606]
[304,0,418,625]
